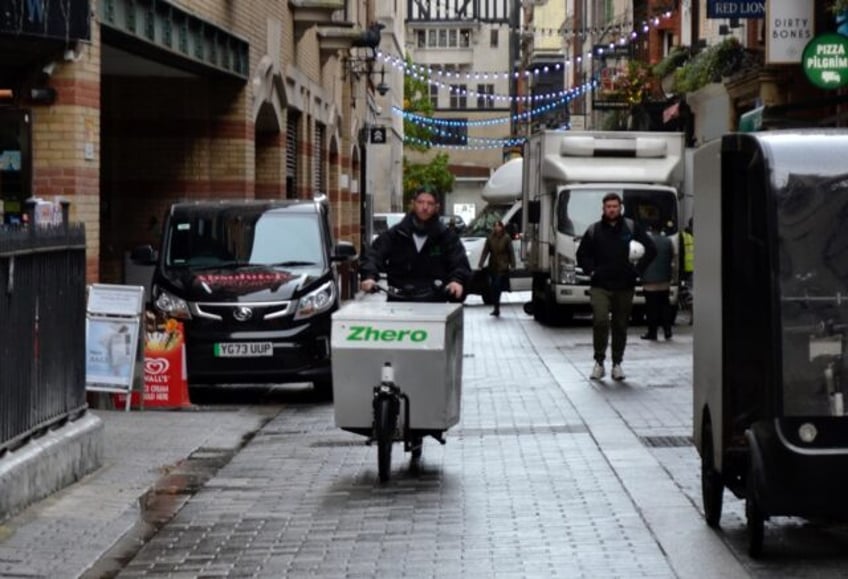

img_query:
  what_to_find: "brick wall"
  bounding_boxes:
[26,0,367,283]
[31,23,102,281]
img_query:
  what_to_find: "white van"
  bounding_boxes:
[460,158,529,303]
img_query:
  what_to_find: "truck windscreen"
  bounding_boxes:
[462,204,509,238]
[556,188,679,237]
[165,211,325,268]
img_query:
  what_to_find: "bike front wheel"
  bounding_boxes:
[375,396,398,482]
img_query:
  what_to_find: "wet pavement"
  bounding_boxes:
[3,292,848,578]
[0,408,277,578]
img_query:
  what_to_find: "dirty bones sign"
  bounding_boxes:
[766,0,814,64]
[803,34,848,90]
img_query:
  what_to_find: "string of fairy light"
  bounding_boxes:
[378,11,673,101]
[381,11,673,149]
[395,86,590,149]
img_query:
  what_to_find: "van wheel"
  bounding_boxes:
[746,470,765,558]
[313,378,334,402]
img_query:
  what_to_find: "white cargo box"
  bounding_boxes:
[331,301,463,431]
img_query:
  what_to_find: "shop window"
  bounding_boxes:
[0,110,30,225]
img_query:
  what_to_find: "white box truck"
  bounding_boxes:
[521,130,685,324]
[460,157,530,303]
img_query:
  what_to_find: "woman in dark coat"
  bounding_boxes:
[478,220,515,316]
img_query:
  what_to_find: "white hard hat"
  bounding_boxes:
[629,240,645,262]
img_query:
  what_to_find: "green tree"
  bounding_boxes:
[401,54,455,203]
[403,55,435,151]
[402,153,454,207]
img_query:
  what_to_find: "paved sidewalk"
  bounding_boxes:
[0,407,276,578]
[110,293,747,578]
[0,293,753,579]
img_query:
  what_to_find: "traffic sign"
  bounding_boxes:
[369,126,387,144]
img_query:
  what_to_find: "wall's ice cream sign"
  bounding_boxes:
[803,34,848,90]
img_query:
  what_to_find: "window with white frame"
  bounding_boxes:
[429,84,439,109]
[476,84,494,109]
[417,28,473,48]
[450,84,467,109]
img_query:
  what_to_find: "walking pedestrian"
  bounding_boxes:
[680,217,694,284]
[478,220,515,316]
[576,193,656,381]
[640,226,674,341]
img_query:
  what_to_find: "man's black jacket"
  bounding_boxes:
[576,217,657,290]
[360,213,471,291]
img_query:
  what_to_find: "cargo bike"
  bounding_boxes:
[693,131,848,557]
[330,284,463,482]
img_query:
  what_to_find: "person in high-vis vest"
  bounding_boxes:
[681,218,694,283]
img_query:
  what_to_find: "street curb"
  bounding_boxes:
[0,412,103,523]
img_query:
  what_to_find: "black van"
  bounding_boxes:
[132,199,356,399]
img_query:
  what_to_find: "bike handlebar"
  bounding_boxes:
[368,280,462,303]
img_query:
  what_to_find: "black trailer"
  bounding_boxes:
[693,130,848,557]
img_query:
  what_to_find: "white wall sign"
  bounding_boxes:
[85,284,145,410]
[767,0,815,64]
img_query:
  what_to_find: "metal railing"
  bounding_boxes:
[0,224,88,454]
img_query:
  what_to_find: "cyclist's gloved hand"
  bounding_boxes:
[360,278,378,293]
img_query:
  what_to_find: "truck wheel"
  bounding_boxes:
[551,305,574,326]
[531,274,551,324]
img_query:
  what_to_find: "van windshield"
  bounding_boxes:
[557,188,679,237]
[462,204,510,238]
[165,210,325,269]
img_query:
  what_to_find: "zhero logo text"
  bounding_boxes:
[346,326,428,342]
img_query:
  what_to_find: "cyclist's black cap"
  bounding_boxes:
[413,185,440,204]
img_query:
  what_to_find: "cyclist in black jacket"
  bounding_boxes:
[360,187,471,300]
[577,192,656,381]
